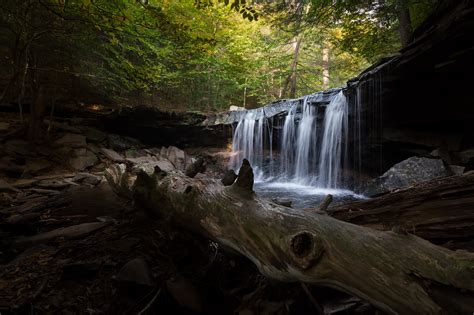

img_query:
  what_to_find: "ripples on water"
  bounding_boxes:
[254,180,366,209]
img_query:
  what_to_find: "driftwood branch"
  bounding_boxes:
[105,162,474,314]
[328,173,474,243]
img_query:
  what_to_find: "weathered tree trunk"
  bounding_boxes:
[328,173,474,244]
[398,0,413,48]
[105,163,474,314]
[282,35,302,99]
[322,45,330,89]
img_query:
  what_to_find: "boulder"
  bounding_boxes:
[160,146,168,157]
[107,134,142,151]
[155,159,175,172]
[100,148,124,162]
[363,157,450,196]
[133,159,175,174]
[185,158,206,178]
[54,133,87,148]
[167,146,187,169]
[69,150,98,171]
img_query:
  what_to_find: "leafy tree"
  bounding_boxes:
[0,0,443,134]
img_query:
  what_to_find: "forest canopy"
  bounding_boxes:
[0,0,441,112]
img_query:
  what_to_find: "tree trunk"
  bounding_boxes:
[17,48,30,123]
[28,85,47,143]
[398,0,413,48]
[322,46,329,89]
[105,163,474,314]
[283,35,302,98]
[328,173,474,245]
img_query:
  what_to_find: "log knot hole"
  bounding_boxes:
[289,231,324,270]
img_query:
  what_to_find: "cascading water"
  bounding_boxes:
[229,90,363,207]
[231,91,350,186]
[294,96,318,183]
[317,91,348,188]
[279,105,296,178]
[230,109,267,180]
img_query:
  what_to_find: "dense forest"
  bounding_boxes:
[1,0,439,113]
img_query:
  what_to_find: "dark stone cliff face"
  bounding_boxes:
[102,106,231,148]
[345,0,474,175]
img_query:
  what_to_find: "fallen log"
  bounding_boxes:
[105,162,474,314]
[328,173,474,243]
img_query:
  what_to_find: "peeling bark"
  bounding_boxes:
[106,162,474,314]
[328,173,474,244]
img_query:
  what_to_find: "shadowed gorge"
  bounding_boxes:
[1,0,473,314]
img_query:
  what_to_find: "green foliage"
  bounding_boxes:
[0,0,440,113]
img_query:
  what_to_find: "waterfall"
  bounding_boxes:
[317,91,348,188]
[280,105,296,178]
[230,109,266,180]
[230,90,350,189]
[294,96,318,183]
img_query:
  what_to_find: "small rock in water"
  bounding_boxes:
[221,169,237,186]
[234,159,254,191]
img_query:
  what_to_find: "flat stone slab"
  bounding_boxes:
[100,148,124,162]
